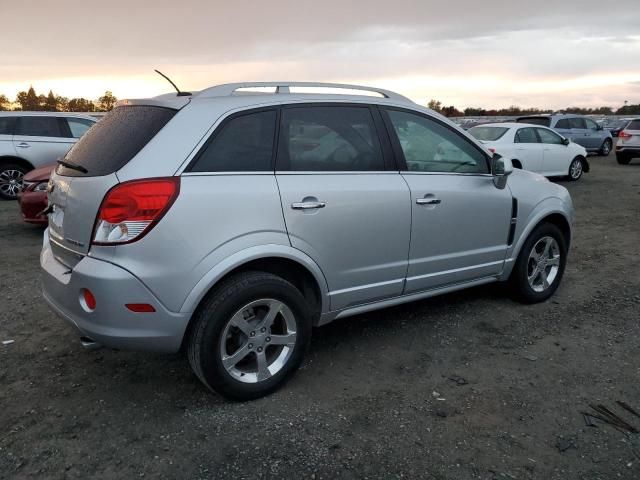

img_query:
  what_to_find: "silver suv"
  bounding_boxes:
[0,112,97,199]
[41,82,574,400]
[516,114,613,156]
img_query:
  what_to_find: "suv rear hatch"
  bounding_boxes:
[620,120,640,147]
[47,105,177,267]
[515,116,551,127]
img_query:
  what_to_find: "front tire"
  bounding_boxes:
[599,138,612,156]
[187,271,312,401]
[0,163,29,200]
[567,157,583,181]
[510,223,568,304]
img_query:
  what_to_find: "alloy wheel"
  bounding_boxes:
[0,169,24,199]
[220,298,297,384]
[527,236,561,293]
[570,160,582,180]
[601,139,612,155]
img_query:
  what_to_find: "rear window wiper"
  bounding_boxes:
[57,159,88,174]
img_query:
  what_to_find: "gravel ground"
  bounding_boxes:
[1,150,639,480]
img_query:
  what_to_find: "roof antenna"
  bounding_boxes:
[154,69,192,96]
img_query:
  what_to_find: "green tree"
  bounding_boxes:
[97,91,117,111]
[16,86,41,111]
[56,96,69,112]
[0,94,10,111]
[616,104,640,115]
[427,99,442,113]
[68,98,96,112]
[44,90,58,111]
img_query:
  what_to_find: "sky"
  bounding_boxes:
[1,0,639,109]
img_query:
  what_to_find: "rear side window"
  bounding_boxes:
[58,106,176,177]
[514,128,539,143]
[468,126,509,141]
[517,117,550,127]
[66,117,95,138]
[15,116,64,137]
[627,120,640,130]
[569,117,587,129]
[0,117,15,135]
[555,119,571,129]
[189,110,276,172]
[278,106,384,171]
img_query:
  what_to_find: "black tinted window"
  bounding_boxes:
[627,120,640,130]
[569,117,587,129]
[555,119,571,129]
[279,106,384,171]
[189,110,276,172]
[515,128,539,143]
[517,117,550,127]
[58,106,176,177]
[15,116,64,137]
[387,109,488,174]
[0,117,16,135]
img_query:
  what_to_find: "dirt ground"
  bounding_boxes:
[1,148,639,480]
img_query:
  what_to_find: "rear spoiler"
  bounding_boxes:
[116,92,196,111]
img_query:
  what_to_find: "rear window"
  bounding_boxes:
[0,117,15,135]
[626,120,640,130]
[516,117,550,127]
[57,106,176,177]
[468,126,509,141]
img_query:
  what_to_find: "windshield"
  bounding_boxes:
[468,126,509,142]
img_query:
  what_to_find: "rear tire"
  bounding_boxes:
[616,153,631,165]
[0,163,29,200]
[567,157,583,181]
[509,223,568,304]
[187,271,312,401]
[599,138,612,156]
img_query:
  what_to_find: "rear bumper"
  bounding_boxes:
[615,145,640,153]
[18,190,48,224]
[41,230,190,353]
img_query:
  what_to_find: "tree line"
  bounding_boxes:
[427,99,640,117]
[0,86,117,112]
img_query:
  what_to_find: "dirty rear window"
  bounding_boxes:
[57,105,176,177]
[516,117,551,127]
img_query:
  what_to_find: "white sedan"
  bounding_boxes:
[468,123,589,180]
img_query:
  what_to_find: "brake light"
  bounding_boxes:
[619,130,632,139]
[92,177,180,245]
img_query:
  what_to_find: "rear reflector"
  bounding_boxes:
[81,289,96,311]
[92,177,180,245]
[125,303,156,313]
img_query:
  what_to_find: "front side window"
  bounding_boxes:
[536,128,564,145]
[278,106,384,171]
[387,110,488,174]
[569,117,587,129]
[514,128,539,144]
[190,110,276,172]
[585,119,599,130]
[15,116,64,137]
[67,117,96,138]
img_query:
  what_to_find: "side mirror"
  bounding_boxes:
[562,137,570,146]
[492,154,513,189]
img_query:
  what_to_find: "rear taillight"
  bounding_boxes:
[92,177,180,245]
[619,130,632,139]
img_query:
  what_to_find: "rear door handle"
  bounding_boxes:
[416,198,441,205]
[291,201,326,210]
[16,142,30,148]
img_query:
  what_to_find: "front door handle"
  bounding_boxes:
[291,201,326,210]
[416,197,441,205]
[16,142,30,148]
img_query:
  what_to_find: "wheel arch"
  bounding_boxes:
[0,156,35,171]
[180,246,329,326]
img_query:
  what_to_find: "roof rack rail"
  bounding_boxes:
[196,82,412,103]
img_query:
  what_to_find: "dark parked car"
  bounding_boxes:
[18,164,54,224]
